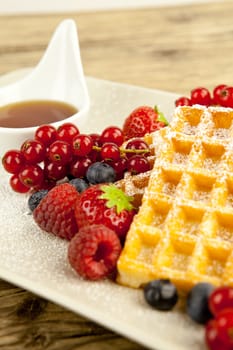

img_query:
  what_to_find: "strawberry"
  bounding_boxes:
[68,224,122,280]
[33,183,79,240]
[122,105,168,140]
[75,184,136,241]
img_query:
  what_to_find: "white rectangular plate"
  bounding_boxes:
[0,71,205,350]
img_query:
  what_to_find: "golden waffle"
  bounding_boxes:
[117,105,233,293]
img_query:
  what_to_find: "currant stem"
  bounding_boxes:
[92,145,150,154]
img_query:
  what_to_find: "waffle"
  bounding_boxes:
[117,105,233,293]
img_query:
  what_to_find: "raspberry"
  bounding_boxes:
[33,183,79,240]
[68,224,122,280]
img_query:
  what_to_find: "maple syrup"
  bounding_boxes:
[0,100,78,128]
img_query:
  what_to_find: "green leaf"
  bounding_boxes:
[99,184,134,214]
[154,105,169,126]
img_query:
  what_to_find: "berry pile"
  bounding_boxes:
[2,119,159,194]
[175,85,233,108]
[144,280,233,350]
[1,104,168,281]
[30,181,135,279]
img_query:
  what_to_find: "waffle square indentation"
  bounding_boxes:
[215,212,233,243]
[178,206,204,237]
[200,142,226,172]
[171,138,193,166]
[211,110,233,139]
[167,239,194,272]
[138,197,171,230]
[190,174,215,203]
[225,178,233,208]
[176,106,203,135]
[182,109,202,136]
[204,245,229,278]
[160,168,182,197]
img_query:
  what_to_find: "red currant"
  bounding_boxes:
[217,86,233,108]
[100,142,121,161]
[106,157,127,180]
[43,161,68,181]
[19,164,44,188]
[190,87,212,106]
[21,139,46,164]
[88,133,102,162]
[56,122,79,144]
[215,308,233,347]
[205,319,231,350]
[175,96,191,107]
[48,140,72,165]
[127,155,150,174]
[212,84,228,105]
[209,286,233,317]
[100,126,124,146]
[69,157,92,178]
[9,174,30,193]
[125,138,150,158]
[2,149,25,174]
[89,133,101,145]
[72,134,93,157]
[35,124,57,147]
[33,178,56,191]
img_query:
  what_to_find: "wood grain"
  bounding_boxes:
[0,0,232,95]
[0,279,142,349]
[0,1,233,349]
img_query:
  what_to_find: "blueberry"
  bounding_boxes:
[28,189,48,212]
[69,178,89,193]
[144,279,178,311]
[86,162,116,184]
[186,282,214,324]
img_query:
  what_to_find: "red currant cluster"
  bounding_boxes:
[2,122,151,193]
[175,85,233,108]
[206,286,233,350]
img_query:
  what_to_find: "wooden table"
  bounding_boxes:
[0,1,232,349]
